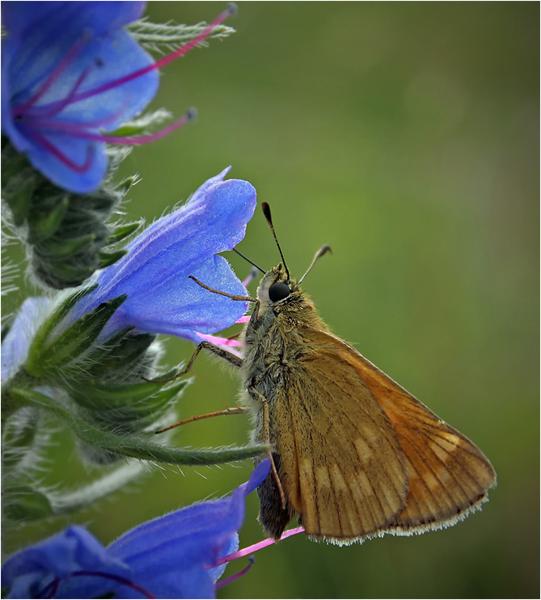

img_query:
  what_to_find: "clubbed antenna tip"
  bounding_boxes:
[261,201,272,224]
[298,244,332,284]
[261,202,290,280]
[226,3,238,17]
[317,244,332,259]
[186,107,198,122]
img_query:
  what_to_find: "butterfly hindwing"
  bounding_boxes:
[269,327,409,541]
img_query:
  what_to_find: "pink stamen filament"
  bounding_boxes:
[26,109,195,145]
[13,34,88,116]
[29,66,91,119]
[197,332,242,348]
[25,129,94,172]
[33,5,235,115]
[236,315,251,324]
[215,526,305,567]
[242,273,254,287]
[215,557,255,591]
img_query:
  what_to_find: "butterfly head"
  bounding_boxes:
[257,263,300,308]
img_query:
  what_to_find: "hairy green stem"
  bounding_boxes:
[10,388,268,465]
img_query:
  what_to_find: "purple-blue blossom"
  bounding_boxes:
[1,2,234,194]
[2,460,270,598]
[71,167,256,342]
[1,1,157,193]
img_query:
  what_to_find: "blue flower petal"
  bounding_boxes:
[1,2,145,40]
[2,462,270,599]
[107,255,248,341]
[2,526,130,599]
[1,297,53,383]
[12,29,159,128]
[108,460,270,598]
[14,131,108,195]
[96,177,257,297]
[74,170,257,340]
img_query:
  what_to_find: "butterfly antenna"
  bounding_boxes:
[298,245,332,284]
[261,202,290,280]
[233,248,266,274]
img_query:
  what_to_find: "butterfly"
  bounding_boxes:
[184,202,497,544]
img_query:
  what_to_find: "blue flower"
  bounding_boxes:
[1,2,234,194]
[2,460,270,598]
[1,1,157,193]
[71,167,256,342]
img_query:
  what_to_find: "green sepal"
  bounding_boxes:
[28,195,69,243]
[99,249,127,268]
[113,174,139,197]
[26,285,98,375]
[72,379,189,430]
[3,486,54,522]
[107,221,141,244]
[75,379,175,405]
[147,366,185,385]
[84,329,155,379]
[105,109,172,138]
[1,140,140,289]
[37,234,96,259]
[26,294,127,378]
[12,388,268,466]
[1,138,39,225]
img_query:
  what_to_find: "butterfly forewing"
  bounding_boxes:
[302,329,497,536]
[270,329,409,541]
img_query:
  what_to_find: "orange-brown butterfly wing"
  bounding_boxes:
[299,328,497,536]
[270,330,409,541]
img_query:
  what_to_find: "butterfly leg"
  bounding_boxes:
[189,275,258,303]
[248,385,287,510]
[189,274,261,323]
[154,342,245,433]
[155,406,246,434]
[179,341,242,375]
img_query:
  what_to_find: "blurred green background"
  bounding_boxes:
[3,2,539,598]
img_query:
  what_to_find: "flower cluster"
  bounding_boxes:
[1,1,236,289]
[1,1,234,193]
[0,2,296,598]
[2,461,270,599]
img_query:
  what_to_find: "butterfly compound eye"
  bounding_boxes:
[268,282,291,302]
